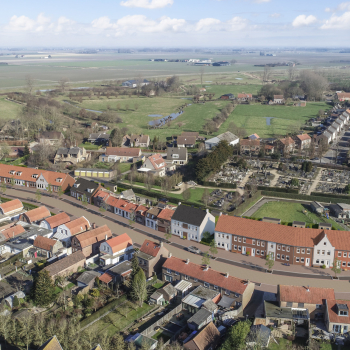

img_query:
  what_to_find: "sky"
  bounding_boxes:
[0,0,349,47]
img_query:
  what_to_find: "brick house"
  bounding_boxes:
[294,134,312,150]
[325,299,350,334]
[0,199,23,216]
[145,207,162,230]
[157,208,175,233]
[139,154,167,177]
[129,134,150,148]
[162,256,255,309]
[44,251,86,278]
[70,178,101,204]
[71,225,112,259]
[40,212,71,234]
[135,205,148,225]
[240,139,261,155]
[137,240,169,278]
[273,95,285,104]
[276,137,295,154]
[31,236,63,258]
[237,93,252,102]
[21,206,51,224]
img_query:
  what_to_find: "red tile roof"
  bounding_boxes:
[326,300,350,324]
[274,95,284,99]
[296,134,311,141]
[75,225,112,248]
[107,197,138,212]
[240,139,260,146]
[0,199,23,214]
[99,272,113,284]
[136,205,148,216]
[163,257,250,295]
[337,92,350,99]
[24,206,51,223]
[44,212,70,229]
[265,145,274,150]
[34,236,58,251]
[139,239,161,257]
[177,136,196,145]
[278,285,335,305]
[1,225,25,240]
[216,215,350,250]
[279,137,295,145]
[184,322,220,350]
[157,208,175,221]
[237,93,252,99]
[64,217,90,236]
[106,233,133,254]
[105,147,141,157]
[147,153,166,170]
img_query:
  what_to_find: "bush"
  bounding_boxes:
[322,265,326,269]
[258,186,298,194]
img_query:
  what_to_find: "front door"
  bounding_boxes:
[242,246,246,254]
[183,232,188,240]
[305,258,310,267]
[252,248,255,257]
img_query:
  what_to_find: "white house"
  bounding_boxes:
[312,232,335,269]
[171,205,215,242]
[99,233,134,266]
[122,79,150,88]
[40,212,71,234]
[139,154,167,177]
[205,131,239,150]
[145,207,162,230]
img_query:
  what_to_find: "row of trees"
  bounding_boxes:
[203,103,235,135]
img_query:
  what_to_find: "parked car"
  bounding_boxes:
[187,246,201,254]
[177,182,183,187]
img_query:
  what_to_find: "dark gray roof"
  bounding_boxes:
[191,285,220,301]
[187,308,212,326]
[171,205,208,226]
[264,301,293,319]
[71,178,100,197]
[293,221,305,226]
[319,222,332,227]
[167,147,188,161]
[108,260,132,275]
[160,283,176,297]
[89,133,110,140]
[217,295,235,309]
[124,79,149,84]
[56,147,82,156]
[76,271,101,285]
[337,303,349,310]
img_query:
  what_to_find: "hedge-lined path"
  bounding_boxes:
[4,187,350,295]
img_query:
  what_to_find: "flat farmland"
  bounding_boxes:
[219,102,330,138]
[0,96,23,120]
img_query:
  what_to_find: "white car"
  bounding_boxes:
[177,182,183,187]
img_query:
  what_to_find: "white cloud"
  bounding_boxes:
[254,0,271,3]
[269,13,281,18]
[195,18,222,31]
[120,0,173,9]
[325,7,331,12]
[292,14,317,27]
[227,17,248,31]
[321,11,350,29]
[337,2,350,11]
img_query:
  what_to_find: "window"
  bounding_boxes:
[344,252,347,258]
[296,257,300,262]
[324,242,327,246]
[226,235,229,239]
[234,245,237,250]
[281,255,285,260]
[204,282,209,288]
[257,241,260,246]
[261,251,265,256]
[343,262,346,267]
[297,248,300,254]
[282,245,285,251]
[348,262,350,267]
[286,256,289,261]
[286,302,293,307]
[194,278,198,282]
[298,303,304,308]
[277,245,281,250]
[322,250,325,255]
[238,246,242,251]
[234,236,237,241]
[286,246,290,252]
[243,238,246,243]
[277,254,280,259]
[317,250,321,255]
[301,258,305,263]
[175,272,179,276]
[238,238,242,242]
[316,259,320,264]
[348,252,350,258]
[321,260,324,264]
[344,326,348,333]
[165,275,172,282]
[340,310,348,316]
[301,249,305,254]
[167,268,172,274]
[271,244,273,248]
[257,250,260,255]
[327,251,331,256]
[261,242,265,247]
[252,240,256,245]
[338,252,342,257]
[307,249,310,255]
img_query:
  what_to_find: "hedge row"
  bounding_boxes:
[202,181,236,189]
[258,186,299,194]
[311,192,350,200]
[261,191,350,204]
[0,252,23,271]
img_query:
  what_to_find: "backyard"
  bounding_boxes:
[250,201,343,230]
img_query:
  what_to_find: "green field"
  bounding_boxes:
[250,201,343,230]
[0,96,23,120]
[220,102,330,138]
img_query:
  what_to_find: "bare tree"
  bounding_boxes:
[199,67,205,86]
[144,173,154,192]
[288,64,295,81]
[201,188,210,207]
[25,74,35,95]
[263,66,271,82]
[58,78,69,93]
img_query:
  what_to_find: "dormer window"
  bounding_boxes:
[74,183,80,188]
[16,172,22,176]
[56,178,63,182]
[32,174,38,178]
[9,170,15,175]
[337,304,349,316]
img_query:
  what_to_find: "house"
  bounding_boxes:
[74,168,115,179]
[264,144,275,154]
[319,222,332,230]
[246,325,271,348]
[177,136,196,148]
[175,279,192,299]
[295,134,311,150]
[38,131,65,146]
[129,134,150,148]
[54,216,91,247]
[162,256,255,309]
[167,147,188,165]
[205,131,239,150]
[119,189,136,201]
[273,95,285,104]
[184,322,220,350]
[157,208,175,233]
[76,270,101,289]
[107,197,138,219]
[0,164,75,192]
[137,240,169,278]
[219,94,235,100]
[188,308,213,331]
[276,137,295,154]
[171,205,215,242]
[70,178,101,204]
[325,299,350,334]
[0,199,23,216]
[105,260,132,284]
[292,221,306,228]
[329,203,350,219]
[240,139,261,155]
[278,285,335,320]
[21,206,51,224]
[122,79,150,88]
[181,132,201,140]
[40,212,71,234]
[139,154,167,177]
[38,336,64,350]
[145,207,162,230]
[99,147,141,163]
[135,205,148,225]
[44,251,86,278]
[54,147,91,165]
[215,215,350,268]
[149,291,165,305]
[213,61,231,66]
[237,93,252,101]
[30,236,63,258]
[88,132,110,145]
[71,225,112,260]
[337,92,350,101]
[248,133,260,140]
[158,283,177,302]
[99,233,134,266]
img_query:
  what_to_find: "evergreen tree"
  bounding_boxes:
[23,145,30,156]
[12,295,19,308]
[33,269,56,306]
[131,269,148,307]
[130,254,141,281]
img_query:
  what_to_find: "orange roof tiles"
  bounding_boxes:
[107,197,138,213]
[44,212,70,229]
[237,93,252,98]
[99,272,113,284]
[34,236,58,251]
[157,208,175,221]
[296,134,311,141]
[106,233,133,254]
[216,215,350,250]
[1,225,25,240]
[65,217,90,236]
[0,199,23,214]
[326,300,350,324]
[75,225,112,248]
[279,137,295,145]
[240,139,260,146]
[274,95,284,99]
[105,147,141,157]
[24,206,51,223]
[184,322,220,350]
[139,239,161,257]
[163,257,250,295]
[147,153,166,170]
[278,285,335,305]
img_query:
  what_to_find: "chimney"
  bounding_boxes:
[306,285,310,292]
[204,265,209,271]
[160,241,163,247]
[206,209,209,214]
[186,259,190,264]
[105,234,108,241]
[225,272,229,278]
[219,212,222,216]
[92,222,96,229]
[168,252,172,258]
[178,202,181,206]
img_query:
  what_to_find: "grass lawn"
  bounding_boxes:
[118,162,132,173]
[0,96,23,120]
[151,329,172,343]
[152,282,164,289]
[250,201,343,230]
[87,302,155,336]
[79,143,101,150]
[220,102,330,138]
